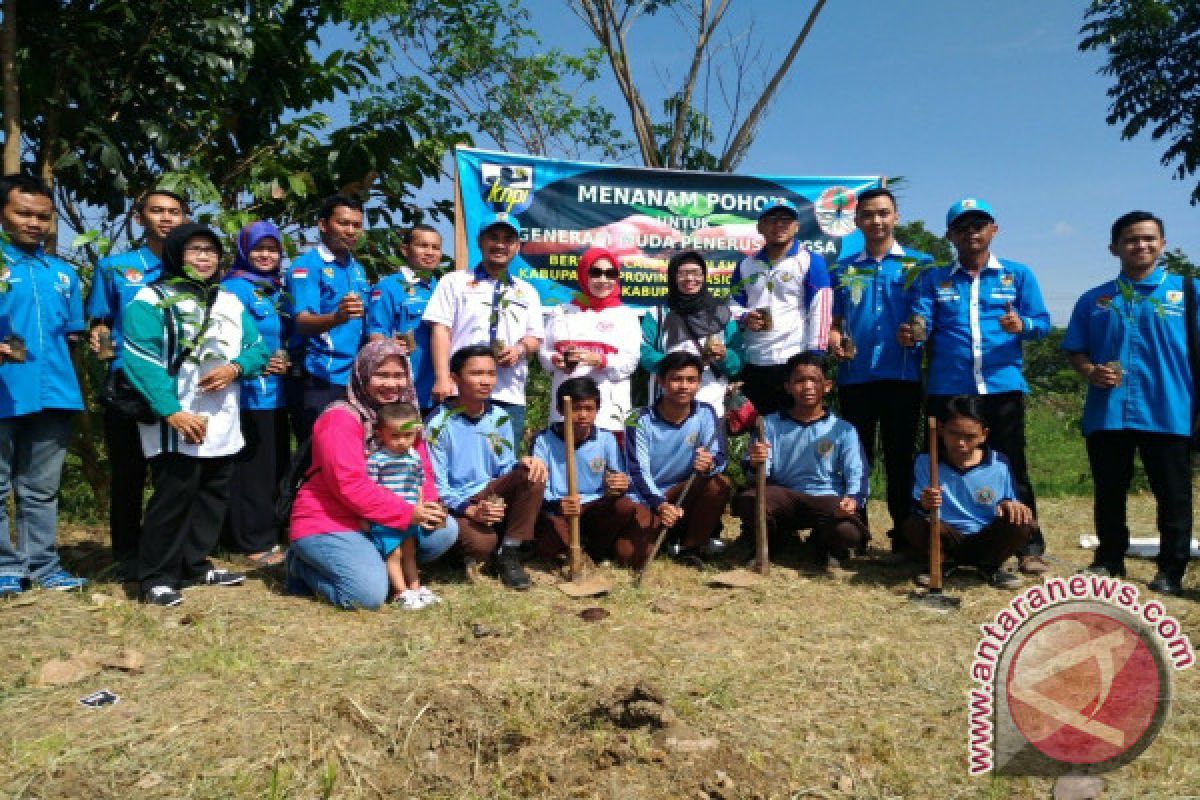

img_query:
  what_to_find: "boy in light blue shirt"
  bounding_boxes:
[626,351,731,562]
[900,396,1033,589]
[532,377,655,569]
[735,352,869,571]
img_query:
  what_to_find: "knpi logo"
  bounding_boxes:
[481,163,534,214]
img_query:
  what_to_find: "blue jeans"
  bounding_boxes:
[0,411,72,580]
[287,532,389,610]
[493,400,527,454]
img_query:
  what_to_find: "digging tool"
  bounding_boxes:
[910,416,961,612]
[556,396,612,598]
[633,471,698,588]
[710,416,767,589]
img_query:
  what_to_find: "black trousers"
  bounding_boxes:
[928,392,1043,556]
[288,375,346,444]
[837,380,922,534]
[740,362,792,417]
[139,453,233,593]
[103,406,148,567]
[222,409,290,554]
[1086,431,1192,579]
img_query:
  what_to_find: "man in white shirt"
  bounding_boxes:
[424,212,544,444]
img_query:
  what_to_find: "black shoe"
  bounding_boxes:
[985,567,1022,590]
[1079,562,1125,578]
[493,547,531,591]
[142,585,183,607]
[184,569,246,589]
[1148,572,1184,597]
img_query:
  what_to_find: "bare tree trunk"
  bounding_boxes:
[718,0,827,171]
[1,0,19,172]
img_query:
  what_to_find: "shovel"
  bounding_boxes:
[556,395,612,598]
[909,416,961,612]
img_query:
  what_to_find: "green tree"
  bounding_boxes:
[343,0,631,167]
[1080,0,1200,203]
[894,219,953,264]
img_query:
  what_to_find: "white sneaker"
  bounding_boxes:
[415,586,441,605]
[394,589,428,610]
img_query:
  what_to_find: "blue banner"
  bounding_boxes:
[455,146,884,308]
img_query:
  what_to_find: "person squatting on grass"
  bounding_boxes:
[532,377,657,570]
[901,198,1052,576]
[626,351,732,563]
[286,339,456,610]
[900,395,1034,590]
[0,174,90,597]
[86,188,187,582]
[122,223,270,607]
[365,401,450,609]
[425,345,548,590]
[1063,211,1194,597]
[541,246,642,435]
[735,352,870,571]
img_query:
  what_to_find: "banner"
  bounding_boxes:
[454,146,884,308]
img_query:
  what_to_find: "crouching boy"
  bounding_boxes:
[734,353,869,570]
[626,351,732,563]
[533,377,656,569]
[426,345,547,590]
[900,395,1033,589]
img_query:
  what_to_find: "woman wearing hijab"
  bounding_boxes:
[221,221,291,566]
[285,339,457,610]
[640,250,743,416]
[122,223,270,606]
[538,247,641,433]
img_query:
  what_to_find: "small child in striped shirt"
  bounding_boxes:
[367,402,441,609]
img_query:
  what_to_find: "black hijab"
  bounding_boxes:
[157,222,224,300]
[665,250,729,339]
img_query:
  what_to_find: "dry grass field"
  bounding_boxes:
[2,494,1197,799]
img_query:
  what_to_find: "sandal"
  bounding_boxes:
[245,546,286,568]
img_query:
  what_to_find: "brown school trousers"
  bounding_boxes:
[899,514,1032,569]
[734,486,869,560]
[534,494,657,569]
[664,473,733,548]
[453,465,546,560]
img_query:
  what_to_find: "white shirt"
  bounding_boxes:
[538,303,641,431]
[422,267,545,405]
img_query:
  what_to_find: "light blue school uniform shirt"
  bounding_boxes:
[911,449,1016,535]
[532,424,627,508]
[426,402,517,514]
[625,400,726,511]
[751,410,868,506]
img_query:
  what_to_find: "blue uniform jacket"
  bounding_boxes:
[831,243,932,384]
[0,242,85,417]
[367,267,437,408]
[911,255,1050,395]
[286,245,370,385]
[1062,268,1197,437]
[84,246,161,370]
[222,275,289,410]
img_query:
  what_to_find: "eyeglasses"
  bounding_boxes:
[588,267,619,280]
[184,245,220,256]
[760,214,797,226]
[676,269,705,279]
[949,217,992,234]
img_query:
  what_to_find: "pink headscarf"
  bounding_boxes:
[573,247,624,311]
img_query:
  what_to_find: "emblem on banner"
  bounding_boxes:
[814,186,858,237]
[481,163,535,214]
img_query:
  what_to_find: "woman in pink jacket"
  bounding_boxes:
[285,339,455,609]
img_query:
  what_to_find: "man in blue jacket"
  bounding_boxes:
[900,198,1052,575]
[1062,211,1193,596]
[85,188,186,580]
[287,194,370,441]
[0,174,89,596]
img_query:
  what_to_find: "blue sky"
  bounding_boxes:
[352,0,1198,323]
